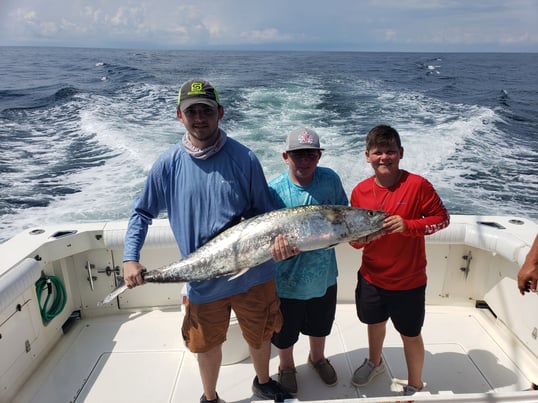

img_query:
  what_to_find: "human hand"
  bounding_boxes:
[517,262,538,295]
[383,215,406,234]
[123,261,145,288]
[271,234,299,262]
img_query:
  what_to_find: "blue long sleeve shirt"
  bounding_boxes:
[123,133,276,304]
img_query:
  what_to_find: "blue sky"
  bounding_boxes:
[1,0,537,52]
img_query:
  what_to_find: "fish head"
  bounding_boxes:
[341,206,389,239]
[366,209,390,229]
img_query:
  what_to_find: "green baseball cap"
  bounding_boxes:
[177,79,220,111]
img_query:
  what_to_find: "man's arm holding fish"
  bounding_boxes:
[122,209,156,288]
[122,169,166,288]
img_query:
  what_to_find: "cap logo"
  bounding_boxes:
[178,79,220,107]
[298,131,314,145]
[188,82,206,96]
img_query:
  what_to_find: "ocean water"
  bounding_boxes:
[1,47,537,243]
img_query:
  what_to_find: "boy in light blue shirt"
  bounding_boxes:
[269,128,348,394]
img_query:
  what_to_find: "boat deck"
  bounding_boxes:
[13,302,538,403]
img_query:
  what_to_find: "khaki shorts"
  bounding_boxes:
[181,280,283,353]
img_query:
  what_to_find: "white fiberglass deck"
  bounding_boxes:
[13,303,537,403]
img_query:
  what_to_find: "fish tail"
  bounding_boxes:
[97,276,128,306]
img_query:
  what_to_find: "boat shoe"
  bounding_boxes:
[308,356,338,386]
[278,367,298,394]
[351,358,385,386]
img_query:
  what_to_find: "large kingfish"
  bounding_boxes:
[98,205,387,305]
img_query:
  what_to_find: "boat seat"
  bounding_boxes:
[427,222,530,266]
[0,258,42,314]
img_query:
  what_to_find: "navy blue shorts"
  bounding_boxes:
[355,272,425,337]
[271,284,337,349]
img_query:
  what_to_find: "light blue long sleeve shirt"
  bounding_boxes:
[123,133,276,304]
[269,167,348,299]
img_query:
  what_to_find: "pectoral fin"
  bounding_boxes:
[227,267,250,281]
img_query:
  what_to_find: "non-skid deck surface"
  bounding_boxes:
[14,304,534,403]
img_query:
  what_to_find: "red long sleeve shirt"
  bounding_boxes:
[350,170,450,290]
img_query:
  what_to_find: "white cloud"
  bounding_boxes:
[0,0,536,51]
[15,8,37,22]
[239,28,293,43]
[384,30,397,41]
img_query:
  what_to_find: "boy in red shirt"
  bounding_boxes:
[349,125,449,396]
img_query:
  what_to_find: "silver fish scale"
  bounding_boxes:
[143,205,387,283]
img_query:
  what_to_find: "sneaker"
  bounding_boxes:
[308,356,337,386]
[402,384,423,396]
[351,358,385,386]
[278,367,298,394]
[200,393,225,403]
[252,376,293,401]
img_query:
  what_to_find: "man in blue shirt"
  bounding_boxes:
[122,79,291,403]
[269,128,349,394]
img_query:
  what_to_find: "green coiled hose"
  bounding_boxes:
[35,275,67,322]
